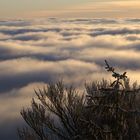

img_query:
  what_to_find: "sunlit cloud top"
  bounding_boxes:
[0,0,140,19]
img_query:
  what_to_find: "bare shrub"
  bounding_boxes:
[18,61,140,140]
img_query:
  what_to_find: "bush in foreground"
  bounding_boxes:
[18,61,140,140]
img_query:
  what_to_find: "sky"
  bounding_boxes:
[0,0,140,140]
[0,0,140,18]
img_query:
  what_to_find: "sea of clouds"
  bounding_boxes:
[0,18,140,139]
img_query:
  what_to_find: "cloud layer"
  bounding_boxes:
[0,18,140,139]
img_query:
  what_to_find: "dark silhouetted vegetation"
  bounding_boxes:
[18,60,140,140]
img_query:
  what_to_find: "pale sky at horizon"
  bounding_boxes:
[0,0,140,19]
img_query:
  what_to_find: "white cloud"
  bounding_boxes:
[0,18,140,140]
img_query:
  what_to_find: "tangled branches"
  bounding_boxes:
[18,61,140,140]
